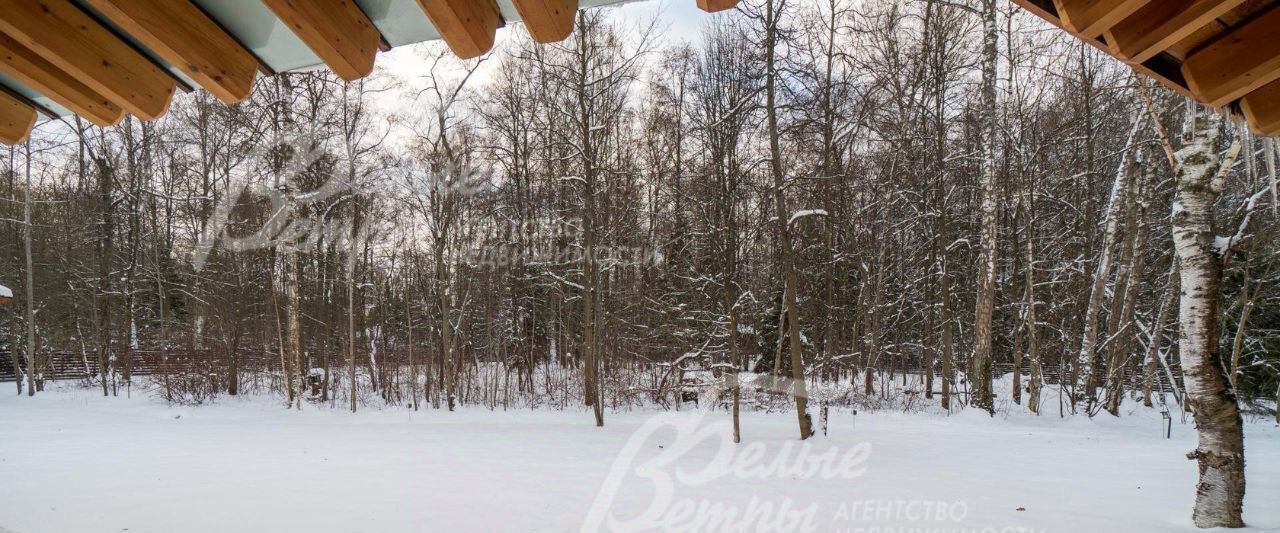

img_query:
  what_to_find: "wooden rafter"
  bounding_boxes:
[1242,78,1280,135]
[84,0,258,104]
[1052,0,1151,39]
[1182,7,1280,108]
[0,87,36,144]
[0,33,124,126]
[512,0,576,44]
[262,0,382,82]
[259,0,376,82]
[0,0,175,120]
[418,0,503,59]
[697,0,740,12]
[1105,0,1247,64]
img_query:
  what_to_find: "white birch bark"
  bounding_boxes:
[969,0,998,413]
[1171,109,1245,529]
[1079,115,1141,414]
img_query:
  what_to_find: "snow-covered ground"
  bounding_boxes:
[0,388,1277,533]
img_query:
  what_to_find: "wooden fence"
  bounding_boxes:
[0,348,281,382]
[1,347,1180,395]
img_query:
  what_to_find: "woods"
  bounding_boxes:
[0,3,1278,526]
[0,0,1278,530]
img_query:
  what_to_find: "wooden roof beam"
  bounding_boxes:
[697,0,740,12]
[1183,7,1280,108]
[0,33,123,126]
[1106,0,1246,64]
[418,0,503,59]
[0,87,35,144]
[1241,79,1280,136]
[512,0,576,43]
[1052,0,1151,39]
[262,0,382,82]
[0,0,175,120]
[84,0,258,104]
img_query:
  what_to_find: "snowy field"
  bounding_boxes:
[1,388,1278,533]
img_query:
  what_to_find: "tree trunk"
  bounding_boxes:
[95,157,115,397]
[1226,273,1257,390]
[939,259,955,412]
[764,0,812,439]
[1021,189,1040,413]
[1172,109,1244,529]
[285,251,303,409]
[22,140,36,396]
[1143,263,1178,408]
[969,0,999,414]
[1105,148,1154,415]
[1080,117,1140,414]
[349,222,360,413]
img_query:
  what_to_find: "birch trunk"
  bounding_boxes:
[969,0,999,414]
[1172,110,1244,529]
[22,140,35,396]
[285,251,302,409]
[1104,149,1154,415]
[1080,117,1140,413]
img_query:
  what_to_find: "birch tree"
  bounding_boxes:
[1170,108,1244,529]
[968,0,998,413]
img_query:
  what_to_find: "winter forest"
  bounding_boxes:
[1,0,1279,531]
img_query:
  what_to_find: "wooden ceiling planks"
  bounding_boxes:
[0,32,124,126]
[1182,6,1280,107]
[0,87,36,144]
[1105,0,1246,64]
[1052,0,1151,39]
[1013,0,1280,136]
[262,0,382,82]
[0,0,176,120]
[85,0,259,104]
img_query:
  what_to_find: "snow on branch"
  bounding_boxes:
[788,209,828,226]
[1217,181,1280,261]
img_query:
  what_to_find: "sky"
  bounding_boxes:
[376,0,715,83]
[17,0,723,148]
[368,0,722,145]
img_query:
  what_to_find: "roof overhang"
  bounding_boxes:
[9,1,1274,146]
[0,0,740,145]
[1012,0,1280,136]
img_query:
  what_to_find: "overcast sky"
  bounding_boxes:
[368,0,720,143]
[377,0,714,79]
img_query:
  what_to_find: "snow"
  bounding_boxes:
[788,209,828,225]
[0,389,1277,533]
[0,283,11,298]
[1213,235,1233,255]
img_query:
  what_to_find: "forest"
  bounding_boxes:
[1,0,1277,418]
[1,0,1279,531]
